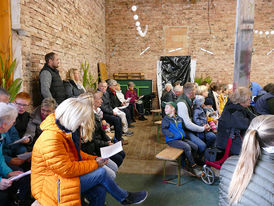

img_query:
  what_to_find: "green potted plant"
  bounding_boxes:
[82,60,99,91]
[194,75,212,86]
[0,56,22,101]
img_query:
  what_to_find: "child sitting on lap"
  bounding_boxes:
[161,102,202,177]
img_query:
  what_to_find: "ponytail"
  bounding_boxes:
[228,129,261,204]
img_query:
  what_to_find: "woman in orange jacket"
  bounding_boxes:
[31,94,148,206]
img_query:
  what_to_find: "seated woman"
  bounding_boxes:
[0,103,31,205]
[24,97,57,151]
[219,115,274,206]
[81,92,125,168]
[161,83,176,117]
[125,82,147,121]
[13,92,31,139]
[31,95,147,206]
[64,68,86,98]
[216,87,256,155]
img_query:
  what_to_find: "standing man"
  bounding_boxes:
[39,52,66,104]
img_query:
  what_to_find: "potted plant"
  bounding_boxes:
[82,60,99,91]
[0,56,22,101]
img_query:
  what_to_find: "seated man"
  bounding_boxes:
[177,82,211,157]
[0,102,31,205]
[107,79,133,136]
[24,97,57,151]
[98,82,127,144]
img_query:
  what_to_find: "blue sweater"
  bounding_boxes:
[2,126,27,163]
[161,115,186,143]
[0,133,13,181]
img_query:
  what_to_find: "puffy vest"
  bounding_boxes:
[219,152,274,206]
[177,93,193,118]
[39,64,66,104]
[255,93,274,115]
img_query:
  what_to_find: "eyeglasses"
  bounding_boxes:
[15,102,29,107]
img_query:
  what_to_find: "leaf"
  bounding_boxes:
[0,55,4,74]
[7,59,17,81]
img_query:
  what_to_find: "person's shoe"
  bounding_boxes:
[128,124,135,128]
[192,165,202,177]
[132,119,136,122]
[123,130,134,136]
[121,191,148,205]
[142,116,148,120]
[138,116,146,121]
[122,139,129,145]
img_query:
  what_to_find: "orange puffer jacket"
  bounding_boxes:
[31,113,98,206]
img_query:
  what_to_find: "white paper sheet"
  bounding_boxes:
[9,170,31,181]
[9,135,30,145]
[17,152,32,160]
[126,97,131,103]
[100,141,123,159]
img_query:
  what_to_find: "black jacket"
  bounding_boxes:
[64,79,85,98]
[81,116,111,156]
[216,100,255,154]
[15,112,30,138]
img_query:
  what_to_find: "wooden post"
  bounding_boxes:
[233,0,255,90]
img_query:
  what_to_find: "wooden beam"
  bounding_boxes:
[233,0,255,90]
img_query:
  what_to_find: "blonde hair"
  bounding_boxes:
[55,95,94,138]
[196,85,208,95]
[78,93,95,142]
[228,115,274,204]
[0,103,18,126]
[67,68,80,82]
[229,87,251,104]
[41,97,57,109]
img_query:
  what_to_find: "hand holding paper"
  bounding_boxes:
[9,170,31,181]
[17,152,32,160]
[100,141,123,159]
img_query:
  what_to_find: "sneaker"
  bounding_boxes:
[128,124,135,128]
[192,166,202,177]
[138,116,146,121]
[121,191,148,205]
[123,131,134,136]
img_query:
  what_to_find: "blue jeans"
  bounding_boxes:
[197,132,216,148]
[186,131,206,153]
[80,167,128,206]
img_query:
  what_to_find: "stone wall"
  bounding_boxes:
[105,0,274,94]
[18,0,105,104]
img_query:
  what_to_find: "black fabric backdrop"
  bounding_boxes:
[160,56,191,87]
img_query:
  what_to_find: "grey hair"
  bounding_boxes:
[165,83,173,90]
[183,82,195,95]
[0,102,18,126]
[107,79,117,86]
[41,97,57,109]
[174,85,183,92]
[229,87,251,104]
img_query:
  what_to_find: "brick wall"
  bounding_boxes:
[105,0,274,94]
[19,0,105,104]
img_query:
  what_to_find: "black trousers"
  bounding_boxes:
[0,175,31,205]
[103,113,123,141]
[110,151,126,167]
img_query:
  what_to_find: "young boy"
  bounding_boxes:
[161,102,202,177]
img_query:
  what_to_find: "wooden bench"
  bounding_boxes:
[154,120,162,142]
[156,147,184,186]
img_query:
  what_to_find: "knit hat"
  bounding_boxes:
[204,97,213,106]
[194,95,205,106]
[165,102,177,111]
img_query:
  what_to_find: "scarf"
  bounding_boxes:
[56,120,82,161]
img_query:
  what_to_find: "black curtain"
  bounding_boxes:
[160,56,191,87]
